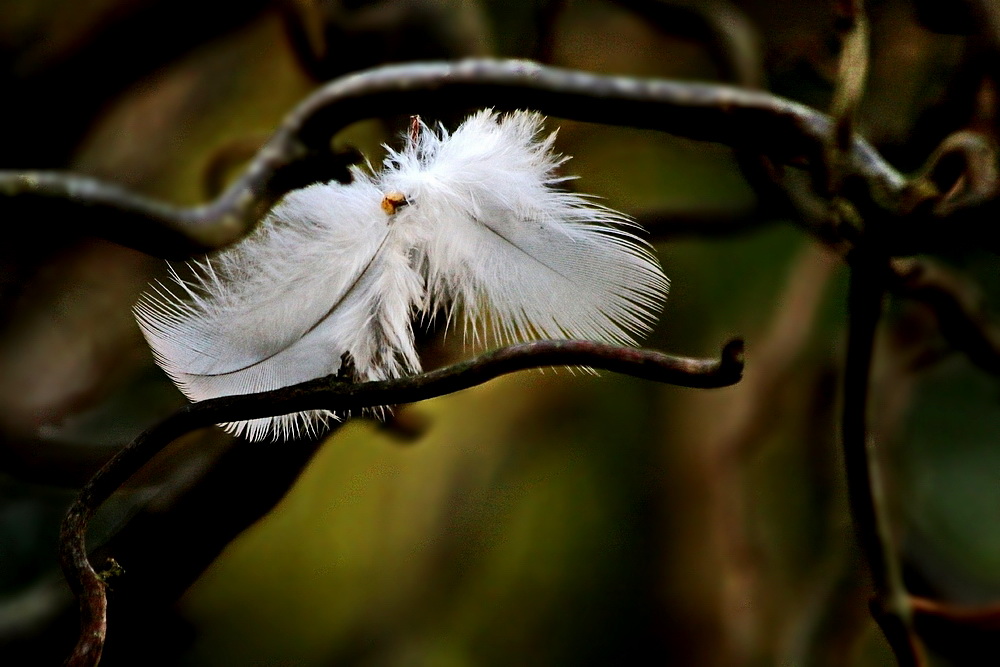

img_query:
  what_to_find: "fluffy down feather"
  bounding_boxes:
[136,110,669,441]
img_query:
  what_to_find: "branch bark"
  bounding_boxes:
[842,251,925,666]
[60,338,743,666]
[1,58,917,259]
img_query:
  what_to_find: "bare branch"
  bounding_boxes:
[911,595,1000,631]
[841,253,926,666]
[910,594,1000,662]
[179,59,910,208]
[2,59,918,259]
[889,257,1000,376]
[613,0,765,89]
[904,130,1000,217]
[0,148,357,258]
[827,0,870,191]
[60,338,743,666]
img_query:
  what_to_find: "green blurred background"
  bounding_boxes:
[1,1,999,665]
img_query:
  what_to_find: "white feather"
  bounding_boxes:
[136,109,669,441]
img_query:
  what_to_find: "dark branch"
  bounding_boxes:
[904,130,1000,217]
[60,338,743,666]
[827,0,869,192]
[613,0,765,89]
[3,59,916,259]
[842,253,925,666]
[889,257,1000,376]
[0,148,357,259]
[911,595,1000,632]
[910,595,1000,663]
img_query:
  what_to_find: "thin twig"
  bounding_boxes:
[827,0,870,193]
[60,338,743,666]
[842,251,925,666]
[0,148,357,258]
[889,257,1000,376]
[904,130,1000,216]
[613,0,765,88]
[717,145,1000,380]
[911,595,1000,630]
[910,594,1000,662]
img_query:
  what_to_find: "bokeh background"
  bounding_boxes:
[2,0,1000,665]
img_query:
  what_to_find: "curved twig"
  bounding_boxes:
[842,252,925,666]
[60,338,743,666]
[906,130,1000,216]
[3,59,912,259]
[889,257,1000,376]
[0,149,357,258]
[612,0,765,89]
[827,0,870,193]
[911,595,1000,631]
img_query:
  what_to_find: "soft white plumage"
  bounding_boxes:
[135,110,669,441]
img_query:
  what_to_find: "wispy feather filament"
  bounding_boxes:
[135,110,669,440]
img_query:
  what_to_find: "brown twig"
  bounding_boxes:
[0,147,358,259]
[60,338,743,666]
[613,0,765,89]
[889,257,1000,376]
[910,595,1000,630]
[828,21,920,659]
[713,130,1000,384]
[277,0,492,82]
[828,0,870,193]
[910,594,1000,662]
[904,129,1000,216]
[842,251,925,666]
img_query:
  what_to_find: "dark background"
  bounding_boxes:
[2,1,999,665]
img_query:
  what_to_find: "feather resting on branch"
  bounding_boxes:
[136,110,669,440]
